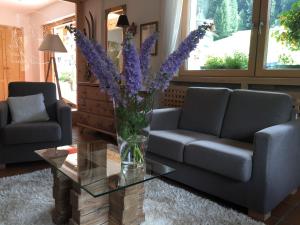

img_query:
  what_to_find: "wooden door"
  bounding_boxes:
[0,28,6,101]
[4,27,24,85]
[0,26,24,101]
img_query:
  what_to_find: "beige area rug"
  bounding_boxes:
[0,169,264,225]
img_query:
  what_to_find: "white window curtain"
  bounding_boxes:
[160,0,184,63]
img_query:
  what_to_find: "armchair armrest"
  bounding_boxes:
[0,101,8,128]
[150,108,181,130]
[250,120,300,212]
[56,100,72,145]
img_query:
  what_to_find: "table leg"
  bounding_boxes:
[52,170,145,225]
[109,183,145,225]
[69,185,109,225]
[51,169,72,225]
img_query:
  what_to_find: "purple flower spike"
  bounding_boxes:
[123,33,142,97]
[93,42,121,83]
[150,25,208,91]
[140,32,159,81]
[72,29,122,105]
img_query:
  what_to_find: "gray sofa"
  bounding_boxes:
[147,87,300,219]
[0,82,72,166]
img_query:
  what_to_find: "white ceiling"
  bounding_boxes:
[0,0,60,14]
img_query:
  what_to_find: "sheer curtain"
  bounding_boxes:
[160,0,184,62]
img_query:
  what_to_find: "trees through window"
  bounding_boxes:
[184,0,300,77]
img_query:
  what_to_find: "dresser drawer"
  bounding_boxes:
[78,111,115,133]
[78,99,114,118]
[78,85,111,101]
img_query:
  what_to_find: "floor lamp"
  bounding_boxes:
[39,34,67,100]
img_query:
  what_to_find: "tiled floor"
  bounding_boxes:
[0,127,300,225]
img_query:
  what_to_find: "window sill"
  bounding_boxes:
[174,75,300,86]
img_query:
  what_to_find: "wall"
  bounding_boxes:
[0,1,75,82]
[81,0,161,71]
[0,10,29,28]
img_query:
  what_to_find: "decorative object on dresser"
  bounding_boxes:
[67,22,212,168]
[83,11,96,82]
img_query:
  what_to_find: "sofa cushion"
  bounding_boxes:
[2,121,61,145]
[148,129,216,162]
[221,89,293,142]
[179,87,231,136]
[184,139,253,182]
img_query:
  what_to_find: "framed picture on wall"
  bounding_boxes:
[140,21,158,56]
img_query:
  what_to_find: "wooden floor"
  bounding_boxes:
[0,127,300,225]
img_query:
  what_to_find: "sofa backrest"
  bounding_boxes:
[179,87,231,136]
[221,89,293,142]
[8,82,57,120]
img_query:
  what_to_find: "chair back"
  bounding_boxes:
[8,82,57,120]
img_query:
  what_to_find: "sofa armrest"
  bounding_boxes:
[0,101,8,128]
[150,108,181,130]
[56,100,72,145]
[250,120,300,212]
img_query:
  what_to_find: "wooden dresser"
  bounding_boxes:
[77,82,116,137]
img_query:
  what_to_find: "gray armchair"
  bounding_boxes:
[0,82,72,167]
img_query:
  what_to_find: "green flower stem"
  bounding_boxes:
[121,147,130,161]
[134,145,144,163]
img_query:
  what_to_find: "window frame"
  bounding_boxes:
[180,0,300,78]
[255,0,300,77]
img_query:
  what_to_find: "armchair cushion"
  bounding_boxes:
[7,93,49,124]
[9,82,57,120]
[1,121,61,145]
[179,87,231,136]
[148,129,216,162]
[185,139,253,182]
[221,89,293,142]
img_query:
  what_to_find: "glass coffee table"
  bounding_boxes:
[35,141,175,225]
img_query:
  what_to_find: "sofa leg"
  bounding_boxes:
[248,210,271,221]
[291,188,298,195]
[0,164,6,169]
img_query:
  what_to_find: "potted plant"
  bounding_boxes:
[67,23,212,168]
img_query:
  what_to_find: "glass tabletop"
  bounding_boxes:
[35,141,175,197]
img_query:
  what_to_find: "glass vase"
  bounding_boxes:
[114,95,153,169]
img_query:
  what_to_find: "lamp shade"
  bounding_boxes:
[116,14,130,28]
[38,34,67,53]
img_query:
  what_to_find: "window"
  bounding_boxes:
[183,0,300,77]
[54,21,77,105]
[43,16,77,105]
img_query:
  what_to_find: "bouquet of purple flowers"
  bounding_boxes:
[67,23,211,167]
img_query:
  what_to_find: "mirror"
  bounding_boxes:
[140,22,158,56]
[105,5,126,72]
